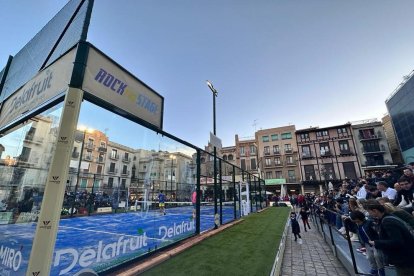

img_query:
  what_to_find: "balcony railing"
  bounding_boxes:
[85,143,94,150]
[302,152,312,158]
[122,157,131,163]
[24,134,44,144]
[285,149,293,154]
[274,162,283,167]
[339,149,351,155]
[121,170,130,176]
[320,150,332,157]
[286,161,296,166]
[72,152,80,159]
[264,151,270,156]
[107,168,118,174]
[287,177,298,183]
[98,146,107,152]
[362,144,386,154]
[96,157,105,163]
[84,155,93,161]
[359,133,382,141]
[109,154,119,160]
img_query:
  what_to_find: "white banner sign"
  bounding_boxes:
[0,48,76,129]
[210,132,222,149]
[82,47,164,129]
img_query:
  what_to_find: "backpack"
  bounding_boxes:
[382,215,414,240]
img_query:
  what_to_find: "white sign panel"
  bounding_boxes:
[210,132,222,149]
[0,48,76,129]
[82,47,164,129]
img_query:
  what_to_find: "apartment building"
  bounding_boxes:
[382,114,404,165]
[235,135,259,176]
[296,124,361,194]
[104,141,135,191]
[255,125,301,195]
[351,119,396,176]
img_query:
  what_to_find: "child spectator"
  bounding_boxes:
[290,212,302,242]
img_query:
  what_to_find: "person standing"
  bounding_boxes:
[290,212,302,242]
[158,190,166,215]
[299,207,311,231]
[365,201,414,275]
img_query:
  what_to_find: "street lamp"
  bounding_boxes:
[206,80,219,228]
[170,154,176,201]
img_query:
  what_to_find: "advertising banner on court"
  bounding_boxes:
[0,48,76,130]
[82,47,164,130]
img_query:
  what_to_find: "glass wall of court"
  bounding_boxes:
[0,98,265,275]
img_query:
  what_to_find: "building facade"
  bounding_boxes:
[255,126,301,195]
[382,114,404,165]
[296,124,361,194]
[351,119,396,176]
[386,71,414,164]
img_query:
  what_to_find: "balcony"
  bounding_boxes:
[72,152,80,159]
[285,149,293,154]
[301,152,313,159]
[264,151,270,156]
[94,173,104,179]
[122,157,131,163]
[359,133,382,141]
[121,170,130,176]
[109,154,119,160]
[362,145,386,155]
[85,143,94,150]
[274,162,284,167]
[320,150,332,157]
[339,149,352,155]
[95,157,105,163]
[84,155,93,161]
[286,161,296,166]
[362,159,392,167]
[107,168,118,175]
[273,150,281,155]
[98,146,107,153]
[24,134,44,144]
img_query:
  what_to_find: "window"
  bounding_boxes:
[343,162,357,179]
[322,164,335,180]
[122,165,128,174]
[111,149,118,159]
[124,152,129,160]
[265,171,273,179]
[98,153,104,163]
[264,146,270,155]
[223,155,227,161]
[319,142,330,156]
[275,157,281,165]
[337,128,347,134]
[100,141,106,148]
[108,177,114,188]
[273,145,280,154]
[240,146,245,155]
[284,144,292,153]
[281,132,292,140]
[85,150,92,161]
[265,158,271,166]
[250,145,256,154]
[80,178,87,188]
[316,130,328,137]
[228,154,233,161]
[362,141,381,152]
[339,141,349,153]
[262,136,269,142]
[20,146,31,162]
[271,134,278,141]
[304,165,315,180]
[109,162,116,173]
[97,165,102,174]
[241,159,246,170]
[300,133,309,139]
[121,179,126,190]
[275,171,283,179]
[250,158,257,170]
[87,138,94,149]
[286,156,294,164]
[302,145,311,157]
[288,170,295,182]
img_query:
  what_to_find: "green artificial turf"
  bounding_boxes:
[142,207,290,276]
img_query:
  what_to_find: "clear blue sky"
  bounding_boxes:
[1,0,414,148]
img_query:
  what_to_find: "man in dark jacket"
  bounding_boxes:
[365,201,414,276]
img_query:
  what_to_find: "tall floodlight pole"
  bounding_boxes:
[206,80,219,228]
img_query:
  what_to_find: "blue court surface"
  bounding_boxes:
[0,203,239,276]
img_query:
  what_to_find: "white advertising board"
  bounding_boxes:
[82,47,163,129]
[0,48,76,129]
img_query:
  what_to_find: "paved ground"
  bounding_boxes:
[281,219,350,276]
